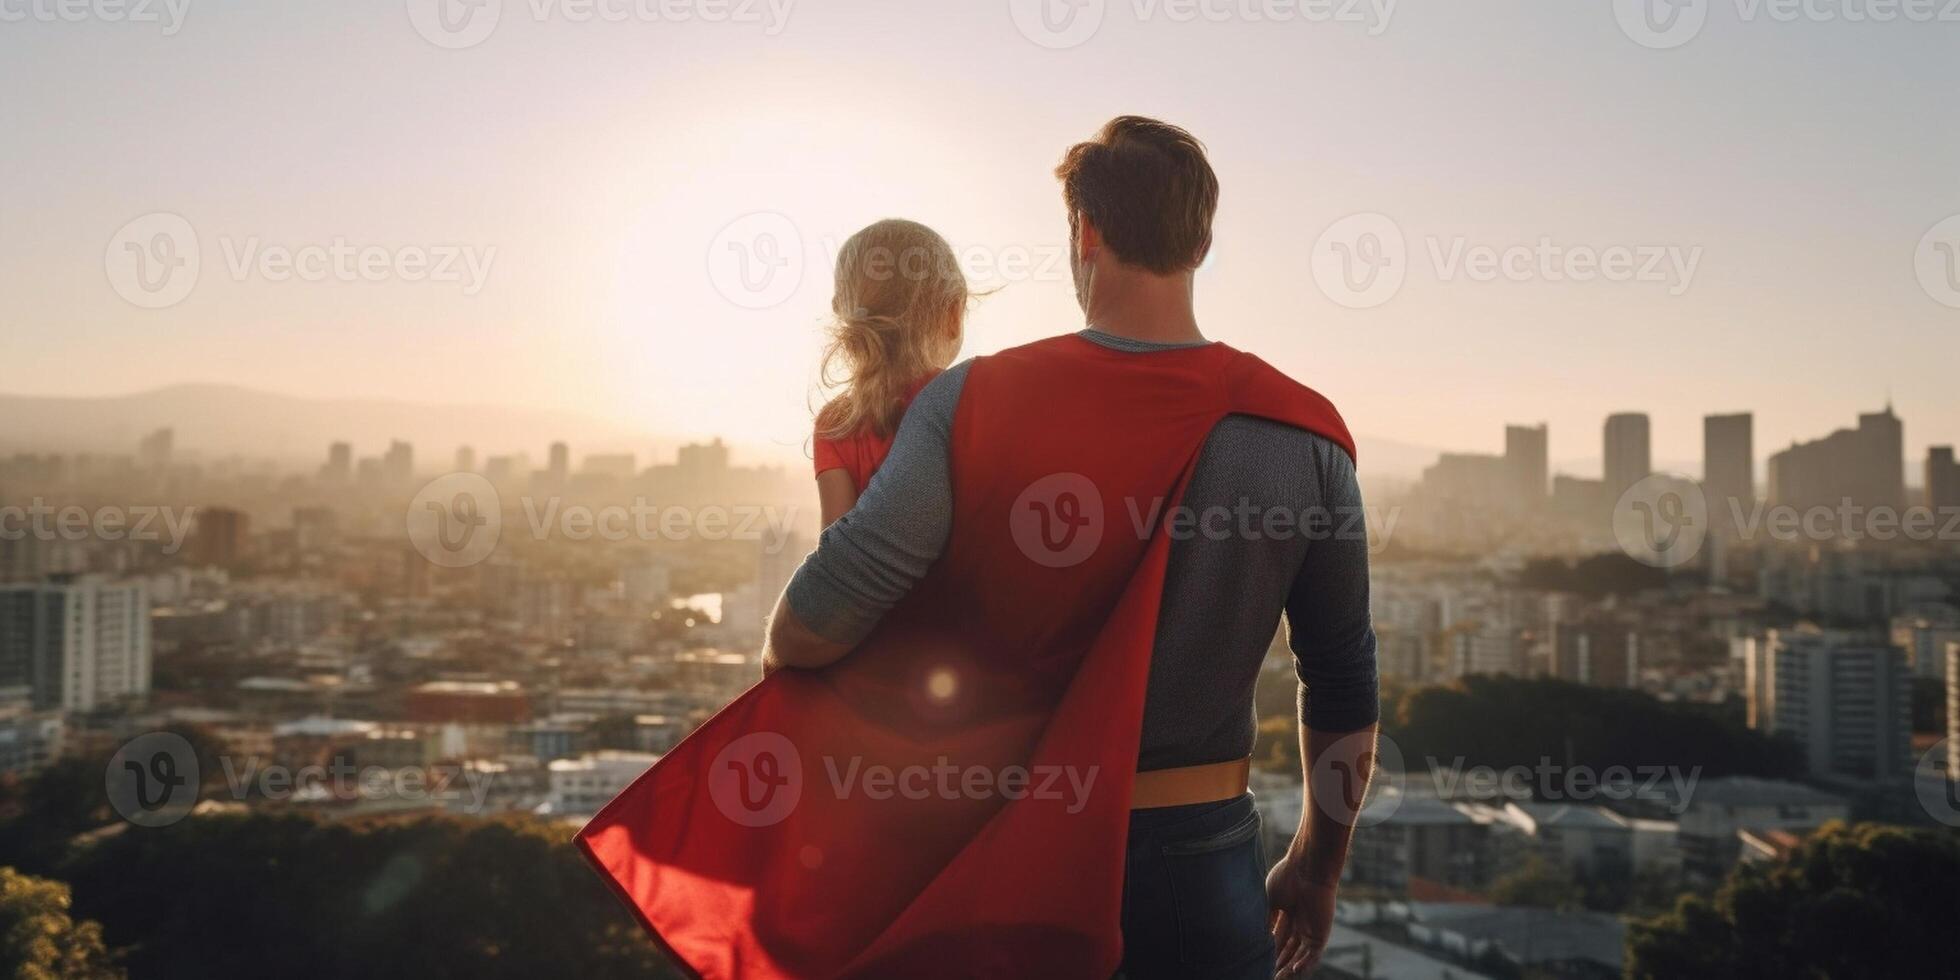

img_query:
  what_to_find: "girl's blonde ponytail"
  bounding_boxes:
[818,219,968,440]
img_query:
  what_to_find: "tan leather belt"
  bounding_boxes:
[1131,757,1251,810]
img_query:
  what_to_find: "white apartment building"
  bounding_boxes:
[0,575,152,712]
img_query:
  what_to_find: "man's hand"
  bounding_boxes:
[762,592,854,673]
[1266,854,1337,978]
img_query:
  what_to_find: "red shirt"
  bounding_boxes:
[812,372,940,490]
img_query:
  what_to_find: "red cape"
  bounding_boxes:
[578,336,1354,978]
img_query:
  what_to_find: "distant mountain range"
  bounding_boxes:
[0,383,1458,478]
[0,384,660,467]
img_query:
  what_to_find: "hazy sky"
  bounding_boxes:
[3,0,1957,474]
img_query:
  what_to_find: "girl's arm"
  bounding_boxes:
[816,469,859,528]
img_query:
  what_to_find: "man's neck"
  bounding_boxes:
[1082,268,1205,345]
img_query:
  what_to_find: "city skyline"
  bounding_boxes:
[6,380,1956,488]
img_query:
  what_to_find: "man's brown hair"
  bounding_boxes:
[1055,116,1219,274]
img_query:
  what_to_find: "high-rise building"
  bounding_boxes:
[1750,629,1912,786]
[1947,642,1958,783]
[1703,413,1754,533]
[1926,446,1960,512]
[190,507,250,568]
[455,445,477,474]
[384,440,415,486]
[1551,618,1639,689]
[1603,413,1652,503]
[484,454,528,484]
[548,442,571,486]
[1891,611,1960,681]
[1767,405,1906,522]
[321,442,353,483]
[0,575,152,712]
[292,506,339,553]
[1505,424,1549,503]
[677,438,730,477]
[582,454,638,481]
[137,427,174,473]
[1417,453,1512,510]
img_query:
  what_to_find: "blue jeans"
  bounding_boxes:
[1119,793,1275,979]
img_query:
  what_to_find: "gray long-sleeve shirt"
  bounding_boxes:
[786,330,1380,770]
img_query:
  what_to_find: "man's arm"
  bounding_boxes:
[1266,441,1380,977]
[762,362,971,671]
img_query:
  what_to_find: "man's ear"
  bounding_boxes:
[1075,212,1103,261]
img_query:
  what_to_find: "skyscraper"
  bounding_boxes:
[137,427,174,472]
[1603,413,1652,503]
[548,442,571,486]
[455,445,477,474]
[322,442,353,483]
[1551,617,1639,689]
[1948,642,1958,783]
[1505,423,1548,503]
[1767,405,1906,521]
[1704,413,1754,533]
[1751,629,1912,786]
[190,507,249,568]
[1927,446,1960,512]
[0,575,151,712]
[384,440,415,486]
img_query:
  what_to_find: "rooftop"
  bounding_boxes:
[1410,903,1625,971]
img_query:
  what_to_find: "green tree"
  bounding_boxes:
[1488,855,1582,911]
[1387,676,1804,783]
[57,811,678,980]
[0,867,121,979]
[1626,822,1960,979]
